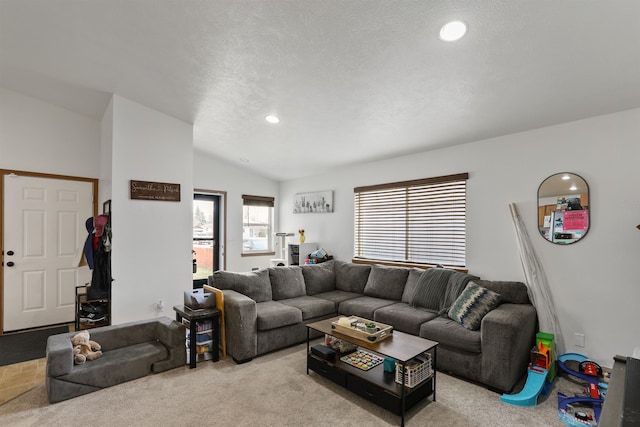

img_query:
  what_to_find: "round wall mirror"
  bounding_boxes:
[537,172,589,244]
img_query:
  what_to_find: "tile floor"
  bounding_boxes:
[0,323,73,405]
[0,357,46,405]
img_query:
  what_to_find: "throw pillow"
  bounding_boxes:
[473,279,530,304]
[363,265,409,300]
[448,282,501,331]
[269,266,306,300]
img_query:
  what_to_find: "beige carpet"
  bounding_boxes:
[0,341,581,426]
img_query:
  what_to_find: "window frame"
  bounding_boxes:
[241,194,275,257]
[353,173,469,269]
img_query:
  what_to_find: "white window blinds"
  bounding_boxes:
[354,173,468,267]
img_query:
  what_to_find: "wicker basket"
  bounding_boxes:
[395,353,433,388]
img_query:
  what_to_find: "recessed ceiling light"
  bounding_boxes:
[439,21,467,42]
[265,115,280,124]
[570,185,577,191]
[562,174,570,180]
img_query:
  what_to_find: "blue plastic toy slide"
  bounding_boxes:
[500,366,548,407]
[557,353,608,390]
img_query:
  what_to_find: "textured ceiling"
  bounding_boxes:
[2,1,639,181]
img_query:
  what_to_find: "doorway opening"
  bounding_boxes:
[192,192,224,289]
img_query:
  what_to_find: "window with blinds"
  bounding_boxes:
[354,173,468,267]
[242,194,275,255]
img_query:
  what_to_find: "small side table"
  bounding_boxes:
[173,305,221,368]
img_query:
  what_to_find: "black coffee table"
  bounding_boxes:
[306,316,438,426]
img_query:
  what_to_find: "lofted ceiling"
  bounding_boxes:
[1,1,639,181]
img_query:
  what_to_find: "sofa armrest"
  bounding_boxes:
[46,334,74,377]
[222,289,258,362]
[155,316,184,349]
[480,303,537,392]
[153,316,187,372]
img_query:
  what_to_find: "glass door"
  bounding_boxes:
[193,193,221,288]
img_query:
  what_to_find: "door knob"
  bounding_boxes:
[7,251,14,256]
[7,262,15,267]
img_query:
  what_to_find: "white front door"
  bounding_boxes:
[2,174,93,332]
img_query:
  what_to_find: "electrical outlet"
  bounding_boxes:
[157,299,164,311]
[575,333,585,348]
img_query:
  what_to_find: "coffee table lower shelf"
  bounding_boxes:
[307,353,434,418]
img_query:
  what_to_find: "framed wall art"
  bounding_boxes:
[293,190,333,213]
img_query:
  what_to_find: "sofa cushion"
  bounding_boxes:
[210,269,272,303]
[334,261,371,293]
[474,280,529,304]
[91,320,158,351]
[301,261,335,295]
[419,316,481,353]
[59,342,168,388]
[401,268,424,304]
[269,266,306,300]
[448,282,502,331]
[338,296,396,320]
[255,301,302,331]
[374,302,439,336]
[313,290,361,311]
[279,296,336,320]
[363,265,409,301]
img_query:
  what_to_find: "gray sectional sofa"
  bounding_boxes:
[46,316,186,403]
[208,260,537,392]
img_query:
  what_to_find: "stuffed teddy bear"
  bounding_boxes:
[71,330,103,365]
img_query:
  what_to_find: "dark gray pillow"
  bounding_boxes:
[363,265,409,301]
[269,266,306,300]
[401,268,425,304]
[210,269,272,302]
[301,261,335,295]
[334,261,371,293]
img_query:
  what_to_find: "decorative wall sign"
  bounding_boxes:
[130,180,181,202]
[294,190,333,213]
[563,210,588,230]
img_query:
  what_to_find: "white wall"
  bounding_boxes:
[99,97,113,202]
[279,108,640,368]
[193,150,279,272]
[108,95,193,323]
[0,87,100,176]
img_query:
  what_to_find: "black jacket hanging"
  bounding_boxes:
[88,236,111,300]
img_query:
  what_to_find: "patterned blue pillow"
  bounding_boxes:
[448,282,501,330]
